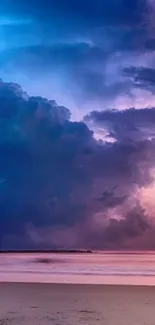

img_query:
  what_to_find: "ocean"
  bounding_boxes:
[1,252,155,285]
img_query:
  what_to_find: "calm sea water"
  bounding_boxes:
[1,252,155,285]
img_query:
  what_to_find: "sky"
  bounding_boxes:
[0,0,155,249]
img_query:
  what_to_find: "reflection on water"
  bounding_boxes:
[1,252,155,285]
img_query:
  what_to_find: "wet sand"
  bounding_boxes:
[1,283,155,325]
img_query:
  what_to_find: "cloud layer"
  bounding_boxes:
[0,1,155,249]
[0,79,155,249]
[0,0,155,117]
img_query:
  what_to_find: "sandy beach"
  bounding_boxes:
[1,283,155,325]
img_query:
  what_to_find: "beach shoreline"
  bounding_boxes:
[0,272,155,287]
[1,251,155,286]
[1,272,155,286]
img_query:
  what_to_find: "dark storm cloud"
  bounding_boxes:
[0,79,155,249]
[84,107,155,142]
[124,66,155,93]
[96,188,127,208]
[0,79,95,247]
[103,205,150,247]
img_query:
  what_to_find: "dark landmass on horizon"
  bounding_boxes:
[1,249,155,255]
[0,249,93,254]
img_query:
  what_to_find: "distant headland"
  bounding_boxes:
[0,249,93,254]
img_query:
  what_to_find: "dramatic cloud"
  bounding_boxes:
[0,79,155,250]
[84,107,155,142]
[0,1,155,249]
[124,67,155,93]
